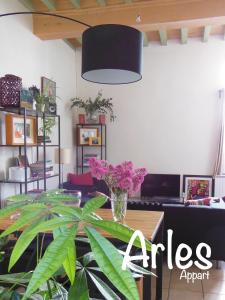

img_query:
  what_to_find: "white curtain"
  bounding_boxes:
[214,89,225,176]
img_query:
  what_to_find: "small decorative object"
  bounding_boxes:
[71,90,116,123]
[99,114,106,124]
[89,136,101,145]
[20,88,33,109]
[183,175,214,200]
[41,77,56,102]
[79,114,85,124]
[16,155,29,167]
[89,158,147,222]
[41,77,57,115]
[0,74,22,107]
[5,114,37,145]
[78,127,98,145]
[38,117,56,143]
[9,166,31,181]
[55,148,71,186]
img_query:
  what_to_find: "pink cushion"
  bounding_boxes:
[68,172,93,186]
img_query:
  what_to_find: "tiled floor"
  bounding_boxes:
[151,261,225,300]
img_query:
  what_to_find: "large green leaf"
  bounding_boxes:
[54,225,78,284]
[82,196,107,216]
[6,194,34,202]
[21,203,46,211]
[85,219,151,251]
[0,202,27,219]
[88,271,121,300]
[68,270,89,300]
[82,252,95,267]
[27,217,75,236]
[51,205,82,220]
[0,209,44,238]
[23,225,77,299]
[84,226,140,300]
[39,194,80,203]
[8,217,45,271]
[0,273,31,284]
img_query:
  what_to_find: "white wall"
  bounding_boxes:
[75,38,225,177]
[0,0,76,199]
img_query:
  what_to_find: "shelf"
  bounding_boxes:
[77,145,106,147]
[0,144,59,147]
[0,107,59,118]
[77,166,89,168]
[0,174,59,184]
[76,123,106,126]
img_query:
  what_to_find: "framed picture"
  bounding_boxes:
[20,88,33,109]
[77,127,98,145]
[183,175,214,200]
[5,114,37,145]
[89,136,101,146]
[41,77,56,102]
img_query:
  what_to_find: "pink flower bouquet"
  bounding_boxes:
[88,158,147,222]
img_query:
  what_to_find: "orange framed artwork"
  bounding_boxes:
[5,114,37,145]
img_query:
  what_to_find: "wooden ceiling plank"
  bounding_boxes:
[181,27,188,44]
[203,25,211,42]
[142,32,149,47]
[33,0,225,40]
[97,0,106,6]
[18,0,34,11]
[124,0,133,3]
[159,30,167,45]
[69,0,80,9]
[63,39,76,50]
[40,0,56,11]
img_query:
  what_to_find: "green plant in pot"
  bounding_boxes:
[38,117,56,143]
[0,190,152,299]
[71,90,116,123]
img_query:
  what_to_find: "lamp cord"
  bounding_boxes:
[0,12,91,28]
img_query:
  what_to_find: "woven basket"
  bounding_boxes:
[0,74,22,107]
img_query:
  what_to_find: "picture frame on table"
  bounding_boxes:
[89,136,101,146]
[183,175,214,200]
[77,127,98,145]
[5,114,37,145]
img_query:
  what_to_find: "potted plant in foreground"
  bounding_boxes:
[71,90,116,123]
[0,190,152,299]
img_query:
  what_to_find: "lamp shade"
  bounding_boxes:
[82,24,143,84]
[55,148,71,164]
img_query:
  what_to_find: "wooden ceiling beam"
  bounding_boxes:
[159,30,167,45]
[142,32,149,47]
[33,0,225,40]
[40,0,56,11]
[18,0,35,11]
[97,0,106,6]
[202,25,211,42]
[181,27,188,44]
[69,0,80,9]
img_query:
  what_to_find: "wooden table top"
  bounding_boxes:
[0,209,164,241]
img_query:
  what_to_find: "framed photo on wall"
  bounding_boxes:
[77,127,98,145]
[183,175,214,200]
[41,77,56,102]
[5,114,37,145]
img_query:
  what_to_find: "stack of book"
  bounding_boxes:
[30,160,54,178]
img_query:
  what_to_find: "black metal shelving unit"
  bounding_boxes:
[0,107,61,194]
[76,123,106,174]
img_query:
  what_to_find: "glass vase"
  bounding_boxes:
[111,191,128,223]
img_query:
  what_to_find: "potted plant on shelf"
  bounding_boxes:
[38,117,56,143]
[0,190,152,299]
[71,90,116,123]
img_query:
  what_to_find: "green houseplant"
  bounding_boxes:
[0,191,152,300]
[71,90,116,122]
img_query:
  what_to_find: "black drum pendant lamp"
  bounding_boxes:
[0,12,143,85]
[82,24,143,84]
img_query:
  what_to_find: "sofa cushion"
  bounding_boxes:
[68,172,93,186]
